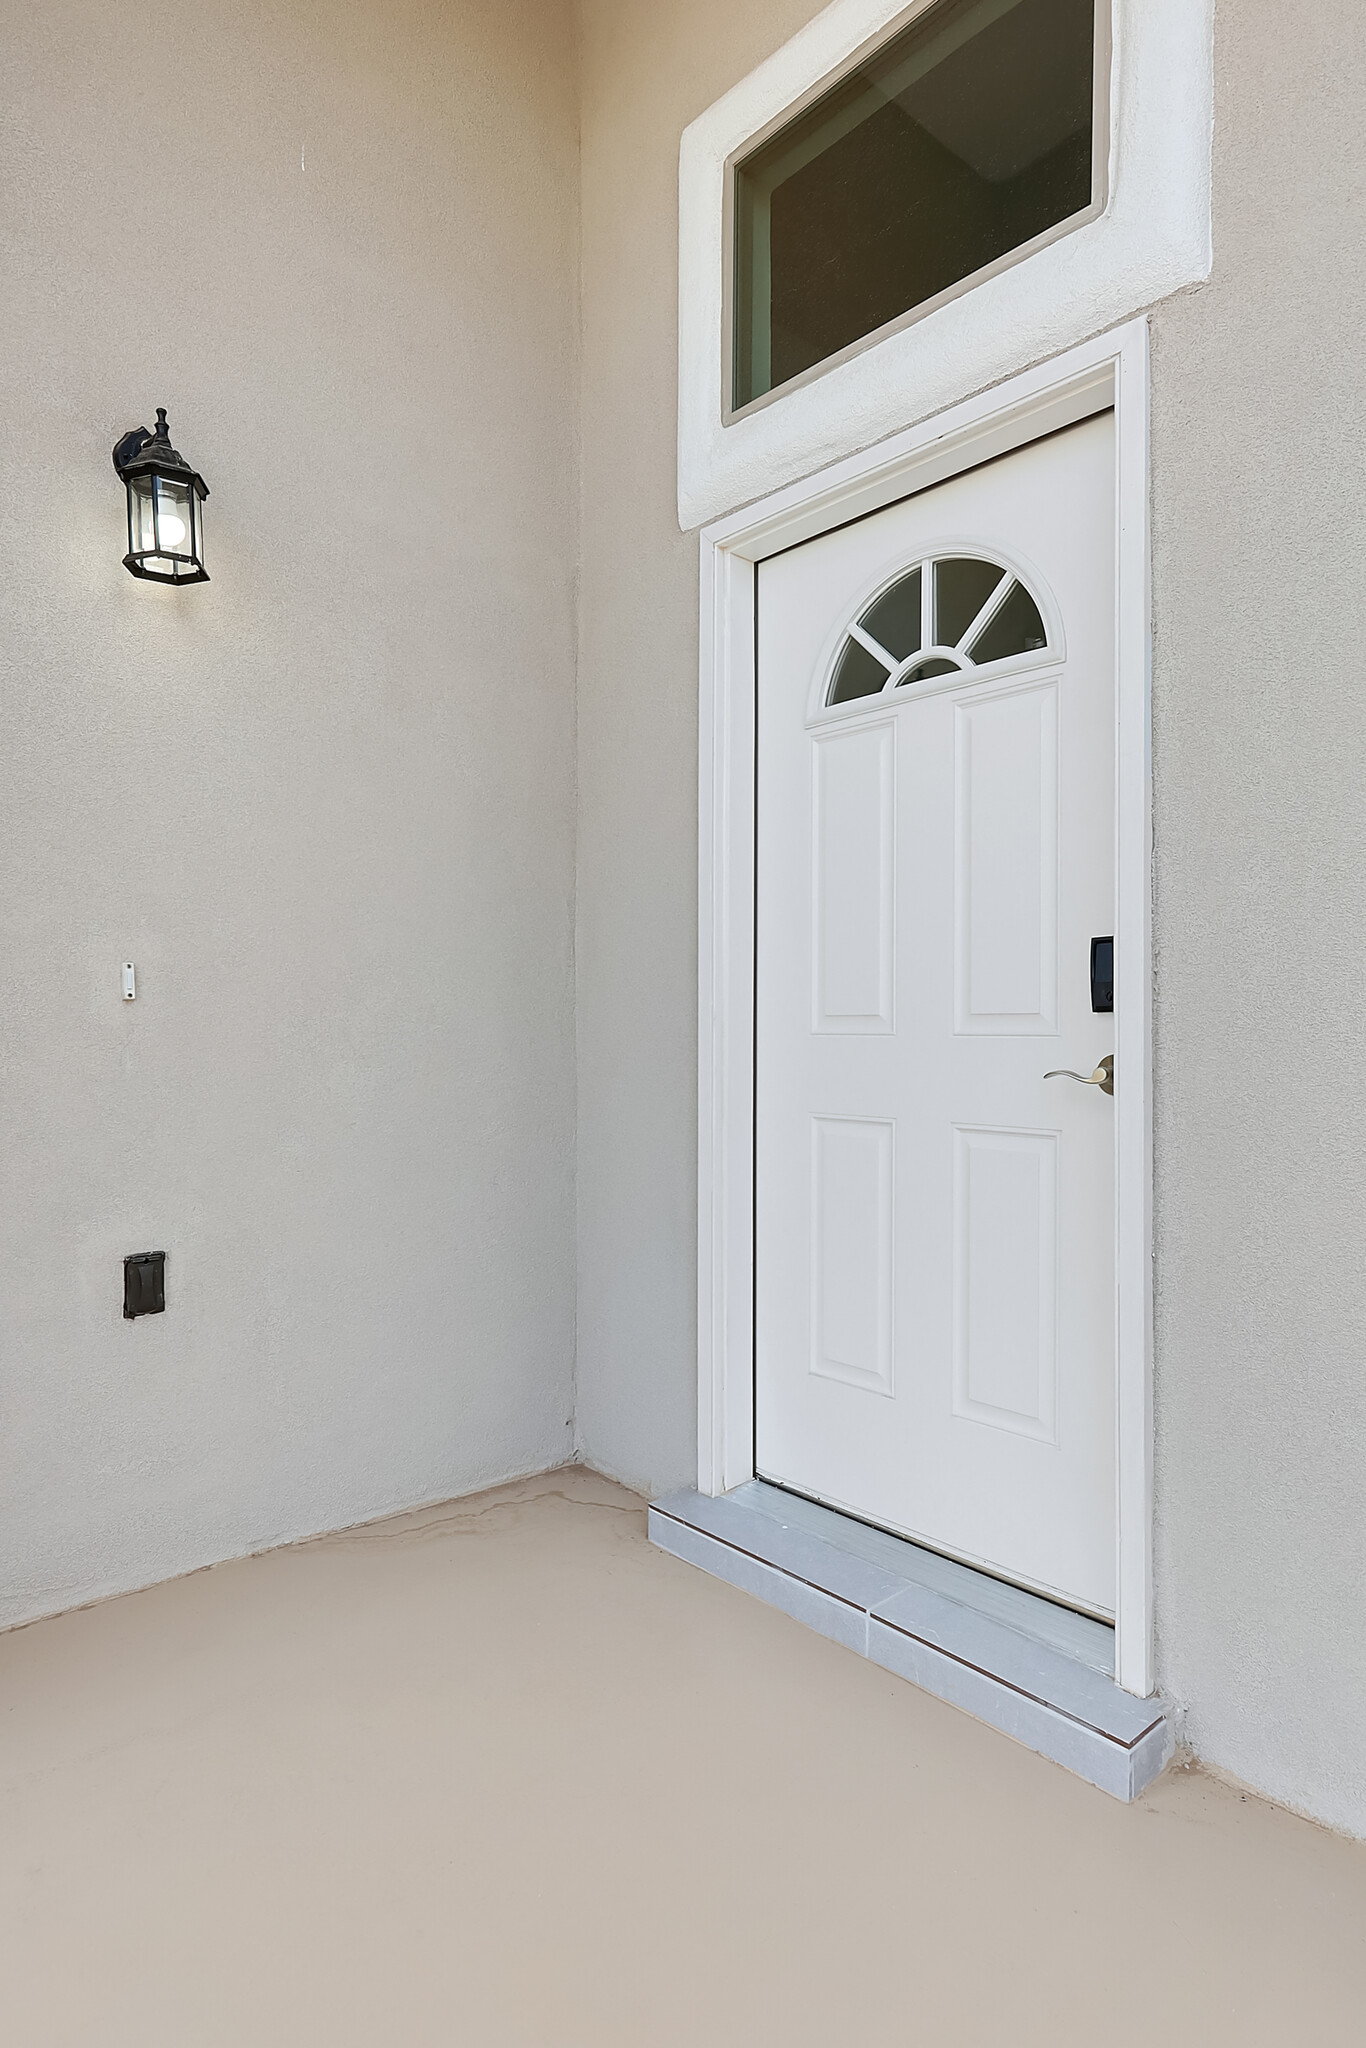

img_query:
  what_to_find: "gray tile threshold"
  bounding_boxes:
[649,1481,1172,1802]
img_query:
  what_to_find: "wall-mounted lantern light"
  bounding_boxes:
[112,409,209,584]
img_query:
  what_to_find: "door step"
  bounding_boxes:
[649,1481,1170,1801]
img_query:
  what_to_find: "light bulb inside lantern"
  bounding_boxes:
[158,509,188,550]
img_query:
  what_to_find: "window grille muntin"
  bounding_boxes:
[826,552,1051,708]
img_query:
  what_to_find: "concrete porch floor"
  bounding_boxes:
[1,1468,1363,2046]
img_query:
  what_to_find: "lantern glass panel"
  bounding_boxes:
[154,476,193,561]
[129,473,158,558]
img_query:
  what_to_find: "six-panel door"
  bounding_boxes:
[754,414,1117,1617]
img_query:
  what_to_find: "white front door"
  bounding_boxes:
[755,413,1117,1617]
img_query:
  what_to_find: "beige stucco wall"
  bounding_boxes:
[1147,4,1366,1837]
[576,0,1366,1836]
[575,0,821,1496]
[0,0,580,1626]
[5,0,1362,1838]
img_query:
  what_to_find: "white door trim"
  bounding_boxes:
[697,318,1154,1695]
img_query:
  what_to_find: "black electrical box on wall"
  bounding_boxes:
[123,1251,166,1319]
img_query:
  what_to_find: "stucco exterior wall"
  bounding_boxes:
[5,0,1362,1839]
[0,0,580,1626]
[576,0,1366,1836]
[1148,2,1366,1837]
[575,0,821,1497]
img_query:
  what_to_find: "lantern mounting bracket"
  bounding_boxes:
[112,425,155,476]
[111,408,209,498]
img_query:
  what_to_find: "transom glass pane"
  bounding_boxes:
[733,0,1098,410]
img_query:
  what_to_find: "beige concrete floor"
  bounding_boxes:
[2,1468,1364,2046]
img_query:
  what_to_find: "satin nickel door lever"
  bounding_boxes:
[1044,1054,1114,1096]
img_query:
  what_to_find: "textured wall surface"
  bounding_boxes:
[574,0,822,1497]
[576,0,1366,1837]
[5,0,1363,1840]
[1148,1,1366,1837]
[0,0,580,1627]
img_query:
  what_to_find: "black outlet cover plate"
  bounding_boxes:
[124,1250,166,1319]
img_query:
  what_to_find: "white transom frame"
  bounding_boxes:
[678,0,1212,528]
[806,533,1067,725]
[696,318,1153,1695]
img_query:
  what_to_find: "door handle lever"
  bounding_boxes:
[1044,1054,1114,1096]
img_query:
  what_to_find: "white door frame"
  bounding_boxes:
[696,318,1154,1696]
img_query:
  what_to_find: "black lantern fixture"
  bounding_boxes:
[112,409,209,584]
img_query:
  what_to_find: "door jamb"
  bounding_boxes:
[696,318,1154,1696]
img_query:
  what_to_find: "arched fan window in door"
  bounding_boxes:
[828,554,1050,705]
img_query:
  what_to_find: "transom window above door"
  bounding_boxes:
[731,0,1105,413]
[827,554,1050,704]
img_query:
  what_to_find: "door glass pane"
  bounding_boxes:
[734,0,1097,409]
[935,557,1004,648]
[861,567,922,662]
[897,655,961,684]
[967,578,1048,662]
[829,637,890,704]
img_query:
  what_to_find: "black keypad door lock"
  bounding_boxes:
[1090,937,1114,1013]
